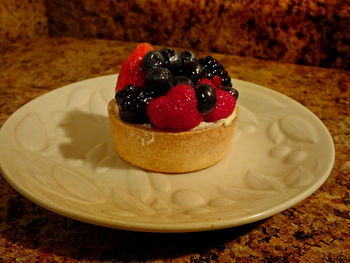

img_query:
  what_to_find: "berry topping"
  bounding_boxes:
[195,84,217,114]
[141,50,164,71]
[212,75,223,87]
[182,60,205,84]
[115,44,238,131]
[221,86,239,100]
[145,67,174,97]
[198,56,232,87]
[180,50,196,63]
[116,43,154,91]
[218,69,231,87]
[160,48,182,74]
[197,78,217,89]
[116,84,153,124]
[173,75,194,87]
[147,85,203,132]
[204,89,236,122]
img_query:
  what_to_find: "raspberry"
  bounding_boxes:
[204,89,236,122]
[116,43,154,91]
[197,78,217,89]
[147,85,203,132]
[212,75,223,87]
[222,86,239,100]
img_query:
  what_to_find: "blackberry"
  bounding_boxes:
[195,83,217,114]
[116,84,152,124]
[198,56,232,87]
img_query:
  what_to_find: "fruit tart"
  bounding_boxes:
[107,43,239,173]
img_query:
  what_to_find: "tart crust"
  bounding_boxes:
[107,99,238,173]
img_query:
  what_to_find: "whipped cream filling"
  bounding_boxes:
[114,104,238,130]
[192,106,238,130]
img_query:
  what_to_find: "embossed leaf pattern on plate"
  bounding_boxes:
[53,165,106,203]
[209,198,237,208]
[15,113,48,151]
[172,190,206,208]
[127,170,153,203]
[89,90,108,119]
[279,115,318,143]
[0,75,334,232]
[284,166,315,188]
[267,122,284,144]
[151,198,171,212]
[239,90,286,113]
[245,170,286,191]
[111,188,153,214]
[85,142,108,172]
[269,146,291,158]
[149,173,171,193]
[66,85,90,107]
[218,186,278,200]
[284,150,308,164]
[237,104,259,124]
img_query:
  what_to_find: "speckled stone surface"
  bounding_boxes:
[0,38,349,262]
[1,0,350,69]
[44,0,350,70]
[0,0,48,49]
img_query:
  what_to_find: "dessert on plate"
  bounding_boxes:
[107,43,239,173]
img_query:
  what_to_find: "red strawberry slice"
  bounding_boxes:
[204,89,236,122]
[147,85,203,132]
[116,43,154,91]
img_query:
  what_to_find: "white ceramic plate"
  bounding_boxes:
[0,75,335,232]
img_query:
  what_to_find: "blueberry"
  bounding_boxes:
[145,67,174,96]
[182,60,205,84]
[160,48,182,74]
[116,84,152,123]
[180,50,196,63]
[141,50,164,71]
[173,75,194,87]
[222,86,239,100]
[195,83,217,114]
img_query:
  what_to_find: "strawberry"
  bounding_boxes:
[147,85,203,132]
[204,89,236,122]
[116,43,154,91]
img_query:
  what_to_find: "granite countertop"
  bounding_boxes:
[0,37,349,262]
